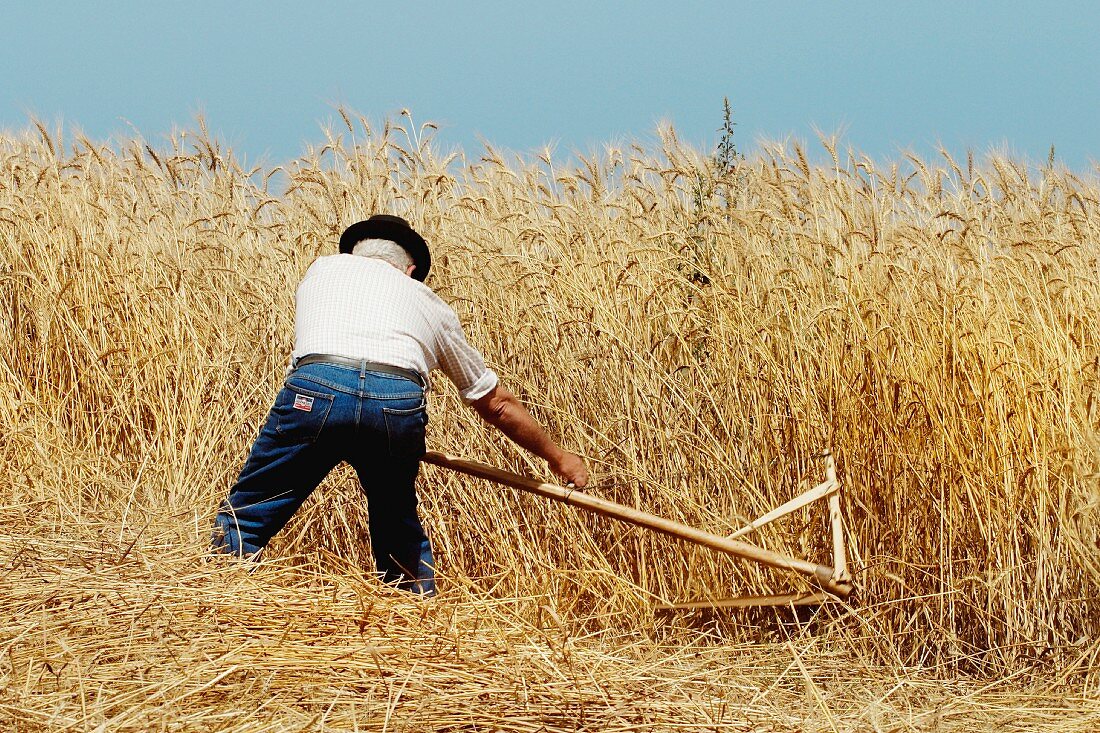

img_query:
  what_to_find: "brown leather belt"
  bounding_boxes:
[294,353,424,388]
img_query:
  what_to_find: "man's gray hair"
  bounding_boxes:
[350,238,414,271]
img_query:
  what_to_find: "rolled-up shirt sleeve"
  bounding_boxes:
[437,318,498,403]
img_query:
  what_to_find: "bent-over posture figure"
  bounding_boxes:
[211,215,589,594]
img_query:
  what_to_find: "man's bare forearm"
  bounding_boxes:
[470,385,589,487]
[471,386,564,462]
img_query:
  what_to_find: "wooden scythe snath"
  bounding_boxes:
[423,450,854,608]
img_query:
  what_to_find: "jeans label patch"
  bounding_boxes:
[293,394,314,412]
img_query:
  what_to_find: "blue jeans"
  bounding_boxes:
[212,362,435,595]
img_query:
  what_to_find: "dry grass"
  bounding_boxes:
[2,110,1099,729]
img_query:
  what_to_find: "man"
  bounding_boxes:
[212,215,589,595]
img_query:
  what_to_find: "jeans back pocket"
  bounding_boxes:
[273,384,335,444]
[382,401,428,458]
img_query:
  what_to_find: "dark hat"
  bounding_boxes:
[339,215,431,281]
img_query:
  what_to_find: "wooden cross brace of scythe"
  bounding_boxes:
[422,450,854,608]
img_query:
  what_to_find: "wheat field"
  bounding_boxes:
[2,111,1099,730]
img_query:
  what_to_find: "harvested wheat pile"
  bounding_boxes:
[2,112,1099,729]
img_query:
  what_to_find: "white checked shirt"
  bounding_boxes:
[291,255,499,403]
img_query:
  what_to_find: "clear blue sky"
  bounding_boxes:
[3,2,1098,171]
